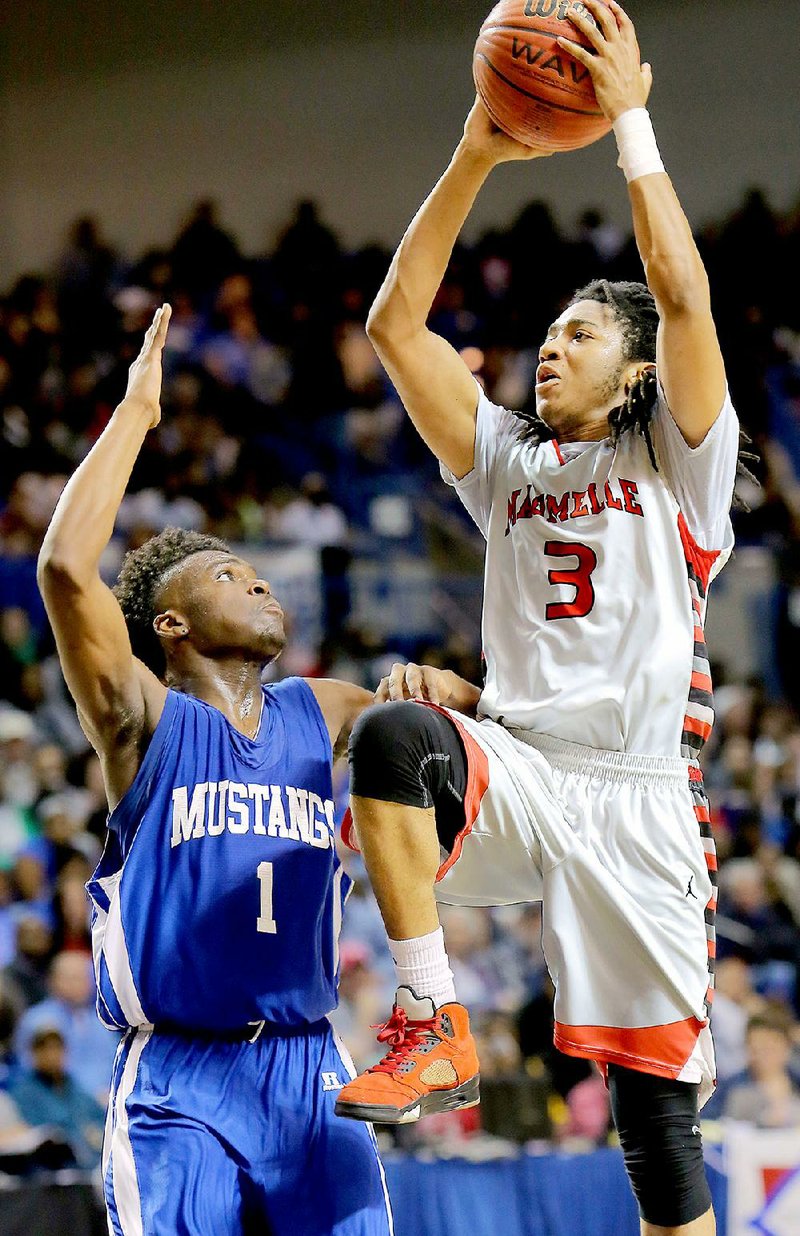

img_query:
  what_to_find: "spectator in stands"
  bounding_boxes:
[55,215,117,351]
[273,472,349,550]
[0,1089,30,1149]
[723,1007,800,1127]
[170,199,241,303]
[711,955,766,1083]
[2,914,52,1011]
[328,941,391,1072]
[0,607,40,710]
[9,1026,105,1167]
[14,951,119,1102]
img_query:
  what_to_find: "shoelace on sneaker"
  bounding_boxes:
[368,1007,441,1075]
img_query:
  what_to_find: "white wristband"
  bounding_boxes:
[612,108,665,183]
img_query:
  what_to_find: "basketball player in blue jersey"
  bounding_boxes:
[37,304,480,1235]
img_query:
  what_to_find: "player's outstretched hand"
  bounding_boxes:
[375,663,448,705]
[124,303,172,429]
[375,664,482,717]
[558,0,652,123]
[462,96,552,166]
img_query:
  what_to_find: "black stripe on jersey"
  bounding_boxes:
[689,687,715,709]
[685,562,708,602]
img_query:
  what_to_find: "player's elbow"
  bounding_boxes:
[366,280,418,352]
[36,545,89,596]
[366,300,400,351]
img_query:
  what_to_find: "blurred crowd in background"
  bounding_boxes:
[1,184,800,1173]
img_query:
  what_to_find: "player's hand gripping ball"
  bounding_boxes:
[473,0,614,151]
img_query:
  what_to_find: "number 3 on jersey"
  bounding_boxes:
[544,540,598,620]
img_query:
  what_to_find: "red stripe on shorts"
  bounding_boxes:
[554,1015,707,1079]
[421,704,491,881]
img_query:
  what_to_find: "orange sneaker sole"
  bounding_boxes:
[335,1073,480,1124]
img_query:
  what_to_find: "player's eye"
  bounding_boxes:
[217,570,235,582]
[573,330,587,341]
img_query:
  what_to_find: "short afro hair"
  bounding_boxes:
[113,527,229,676]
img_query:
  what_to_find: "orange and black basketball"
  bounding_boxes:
[473,0,613,152]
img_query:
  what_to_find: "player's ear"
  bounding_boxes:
[624,362,657,397]
[153,610,189,644]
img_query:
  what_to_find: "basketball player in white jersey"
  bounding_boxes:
[335,4,734,1232]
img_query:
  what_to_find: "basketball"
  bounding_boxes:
[473,0,613,152]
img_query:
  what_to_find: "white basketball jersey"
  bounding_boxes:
[442,384,739,757]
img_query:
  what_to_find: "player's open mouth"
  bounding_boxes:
[536,373,560,388]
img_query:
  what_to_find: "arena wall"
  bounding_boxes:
[0,0,796,284]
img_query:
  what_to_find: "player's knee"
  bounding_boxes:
[349,701,427,772]
[348,701,434,810]
[609,1065,712,1229]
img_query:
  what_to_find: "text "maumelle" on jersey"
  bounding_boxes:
[505,477,644,537]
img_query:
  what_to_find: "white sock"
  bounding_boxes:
[388,927,457,1008]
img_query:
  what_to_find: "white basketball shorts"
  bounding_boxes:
[429,708,717,1107]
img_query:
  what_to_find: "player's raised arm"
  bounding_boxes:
[367,101,549,479]
[37,307,171,794]
[561,0,726,446]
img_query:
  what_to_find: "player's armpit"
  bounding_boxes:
[303,679,374,761]
[367,325,479,480]
[38,564,166,757]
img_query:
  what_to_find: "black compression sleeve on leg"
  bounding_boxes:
[348,701,468,852]
[609,1064,712,1229]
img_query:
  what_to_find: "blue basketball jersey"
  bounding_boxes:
[87,678,352,1031]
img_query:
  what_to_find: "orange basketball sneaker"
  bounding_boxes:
[335,987,480,1124]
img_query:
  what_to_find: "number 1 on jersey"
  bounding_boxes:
[256,861,277,934]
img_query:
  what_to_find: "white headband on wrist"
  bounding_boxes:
[612,108,665,183]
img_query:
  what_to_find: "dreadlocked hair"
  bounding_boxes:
[515,278,661,464]
[514,278,760,499]
[113,527,230,677]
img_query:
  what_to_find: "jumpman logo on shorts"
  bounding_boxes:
[685,875,698,900]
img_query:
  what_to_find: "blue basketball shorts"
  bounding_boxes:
[103,1020,393,1235]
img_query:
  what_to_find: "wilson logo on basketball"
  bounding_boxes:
[523,1,594,20]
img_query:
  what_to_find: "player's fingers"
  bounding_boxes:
[564,6,605,53]
[388,662,409,701]
[556,37,595,69]
[139,308,162,357]
[607,0,634,34]
[421,669,442,706]
[404,663,425,700]
[155,303,172,344]
[581,0,617,42]
[374,677,391,703]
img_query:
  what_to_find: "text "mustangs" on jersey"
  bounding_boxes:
[171,781,336,850]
